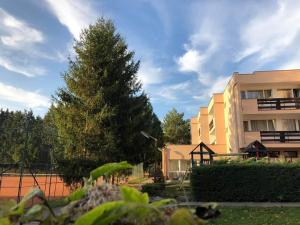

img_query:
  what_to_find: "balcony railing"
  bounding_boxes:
[209,120,214,131]
[257,98,300,110]
[260,131,300,143]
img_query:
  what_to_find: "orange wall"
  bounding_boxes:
[211,94,227,145]
[199,107,210,143]
[190,117,200,144]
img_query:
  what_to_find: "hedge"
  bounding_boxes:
[191,163,300,202]
[141,183,165,196]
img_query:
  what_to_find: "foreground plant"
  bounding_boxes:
[0,162,208,225]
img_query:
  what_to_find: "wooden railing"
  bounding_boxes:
[260,131,300,143]
[257,98,300,110]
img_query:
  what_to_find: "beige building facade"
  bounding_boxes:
[162,69,300,179]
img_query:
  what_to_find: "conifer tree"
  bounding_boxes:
[163,108,191,144]
[52,18,163,176]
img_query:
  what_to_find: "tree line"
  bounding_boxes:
[0,109,52,164]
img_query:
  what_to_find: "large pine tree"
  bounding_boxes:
[52,19,163,175]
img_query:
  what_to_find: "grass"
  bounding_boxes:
[208,207,300,225]
[150,181,191,198]
[127,177,149,184]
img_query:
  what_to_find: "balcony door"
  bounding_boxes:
[293,89,300,109]
[293,89,300,97]
[277,89,292,98]
[276,119,297,131]
[250,120,275,131]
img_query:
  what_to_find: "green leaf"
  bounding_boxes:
[74,201,125,225]
[48,197,69,208]
[19,204,44,223]
[120,202,162,224]
[90,161,133,180]
[120,185,149,204]
[150,198,176,207]
[11,189,46,216]
[68,187,87,202]
[0,217,11,225]
[168,208,204,225]
[0,199,16,217]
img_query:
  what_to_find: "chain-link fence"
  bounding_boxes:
[0,162,70,201]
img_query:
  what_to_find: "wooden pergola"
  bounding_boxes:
[190,142,249,166]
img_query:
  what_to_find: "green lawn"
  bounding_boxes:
[209,207,300,225]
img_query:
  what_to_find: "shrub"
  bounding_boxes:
[56,158,102,186]
[191,163,300,202]
[141,183,166,196]
[148,167,165,183]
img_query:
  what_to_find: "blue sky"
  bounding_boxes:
[0,0,300,119]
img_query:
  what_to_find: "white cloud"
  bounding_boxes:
[0,8,44,48]
[0,8,48,76]
[177,49,203,73]
[0,56,45,77]
[194,76,230,100]
[157,81,190,100]
[176,20,219,84]
[207,76,230,96]
[138,61,164,86]
[45,0,98,39]
[0,82,50,109]
[237,0,300,62]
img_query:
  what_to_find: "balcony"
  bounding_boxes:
[260,131,300,143]
[257,98,300,111]
[244,131,300,148]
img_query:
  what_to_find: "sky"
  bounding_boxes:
[1,0,300,120]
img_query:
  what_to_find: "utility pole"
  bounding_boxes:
[17,115,29,202]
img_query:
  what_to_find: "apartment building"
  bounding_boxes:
[162,69,300,179]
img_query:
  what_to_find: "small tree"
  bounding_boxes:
[162,108,191,144]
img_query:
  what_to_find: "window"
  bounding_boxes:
[293,89,300,97]
[269,151,280,158]
[276,119,297,131]
[243,121,249,131]
[180,160,191,171]
[241,91,246,99]
[264,90,272,98]
[168,160,179,171]
[277,89,292,98]
[241,90,272,99]
[247,90,264,99]
[267,120,275,131]
[284,151,298,158]
[250,120,275,131]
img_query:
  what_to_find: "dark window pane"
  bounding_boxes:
[243,121,249,131]
[241,91,246,99]
[264,90,272,98]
